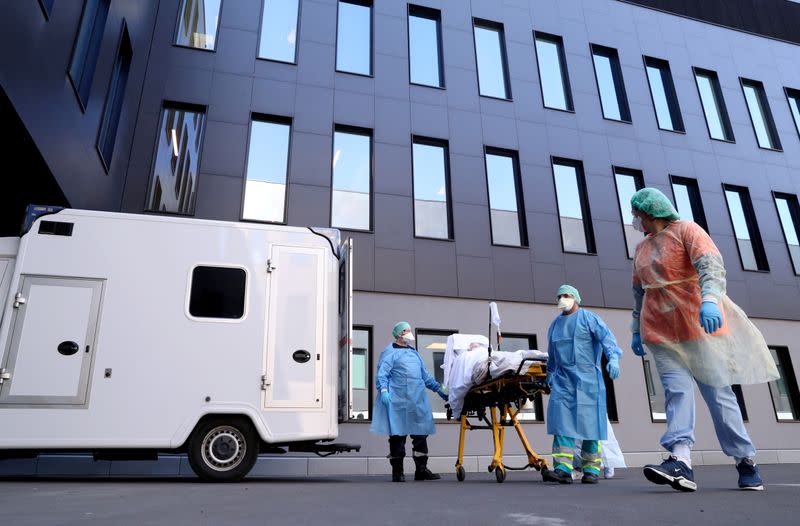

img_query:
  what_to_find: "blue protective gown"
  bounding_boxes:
[546,309,623,441]
[370,343,442,436]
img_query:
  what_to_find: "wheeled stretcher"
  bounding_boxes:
[446,357,551,483]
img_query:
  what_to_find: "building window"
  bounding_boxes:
[694,68,735,142]
[175,0,222,51]
[600,354,619,422]
[188,266,246,319]
[552,158,595,254]
[741,78,782,150]
[534,32,573,111]
[643,358,666,422]
[723,184,769,272]
[670,176,708,232]
[613,167,644,258]
[258,0,299,63]
[731,385,749,422]
[331,127,372,231]
[38,0,55,19]
[97,22,132,170]
[485,149,526,247]
[68,0,111,109]
[336,0,372,76]
[242,116,291,224]
[473,19,511,99]
[591,45,630,122]
[408,5,443,88]
[768,346,800,421]
[416,330,454,419]
[784,87,800,139]
[350,327,372,420]
[644,56,684,132]
[774,192,800,275]
[502,334,543,422]
[412,138,452,239]
[146,103,206,215]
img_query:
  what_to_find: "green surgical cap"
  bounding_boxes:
[392,321,411,338]
[556,284,581,305]
[630,187,680,221]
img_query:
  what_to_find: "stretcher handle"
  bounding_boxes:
[514,357,547,376]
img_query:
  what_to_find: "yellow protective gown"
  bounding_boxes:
[632,221,779,387]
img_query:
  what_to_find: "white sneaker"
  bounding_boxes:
[571,470,583,481]
[603,467,615,479]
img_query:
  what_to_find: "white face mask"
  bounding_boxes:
[632,216,646,233]
[557,297,576,311]
[402,332,415,343]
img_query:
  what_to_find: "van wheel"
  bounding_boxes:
[187,417,259,482]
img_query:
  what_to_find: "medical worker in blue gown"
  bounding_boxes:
[543,285,623,485]
[371,322,448,482]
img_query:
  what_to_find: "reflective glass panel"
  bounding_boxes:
[350,328,371,419]
[413,142,450,239]
[646,64,674,130]
[614,170,643,258]
[336,1,372,75]
[775,196,800,274]
[474,24,509,99]
[593,51,622,120]
[258,0,299,62]
[243,120,291,223]
[536,36,570,110]
[554,162,588,253]
[331,130,371,230]
[416,331,450,419]
[725,189,758,270]
[486,153,521,246]
[409,9,442,87]
[175,0,222,50]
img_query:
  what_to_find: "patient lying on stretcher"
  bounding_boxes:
[441,334,547,418]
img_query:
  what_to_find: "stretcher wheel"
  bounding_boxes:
[495,466,506,483]
[456,465,465,482]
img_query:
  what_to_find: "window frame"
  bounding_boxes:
[240,113,293,225]
[335,0,374,77]
[501,333,543,422]
[256,0,301,65]
[669,175,709,232]
[693,67,736,143]
[472,18,512,101]
[767,346,800,423]
[740,77,783,151]
[643,56,685,133]
[185,263,249,322]
[722,183,770,272]
[551,157,596,255]
[330,124,374,232]
[784,87,800,139]
[349,325,374,422]
[612,166,645,259]
[533,31,574,112]
[484,146,528,248]
[411,136,454,241]
[407,4,445,89]
[772,191,800,276]
[642,358,666,423]
[415,328,458,421]
[67,0,111,112]
[172,0,224,53]
[96,20,133,172]
[590,44,631,123]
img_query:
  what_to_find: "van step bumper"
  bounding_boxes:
[287,442,361,457]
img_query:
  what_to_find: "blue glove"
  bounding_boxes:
[437,389,447,401]
[631,332,645,356]
[606,358,620,380]
[699,301,722,334]
[380,391,391,406]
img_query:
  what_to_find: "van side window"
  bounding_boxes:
[189,266,246,319]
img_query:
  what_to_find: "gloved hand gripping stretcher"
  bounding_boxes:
[442,303,551,483]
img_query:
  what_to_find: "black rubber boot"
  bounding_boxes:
[390,458,405,482]
[413,456,441,480]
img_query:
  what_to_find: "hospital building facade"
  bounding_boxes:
[2,0,800,475]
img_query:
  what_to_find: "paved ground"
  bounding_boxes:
[0,464,798,525]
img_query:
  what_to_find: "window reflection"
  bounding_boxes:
[331,128,372,230]
[413,140,451,239]
[553,160,593,253]
[724,185,768,271]
[535,33,572,111]
[644,57,683,132]
[175,0,222,50]
[742,80,781,150]
[775,194,800,275]
[474,21,510,99]
[486,151,525,246]
[787,88,800,137]
[147,105,206,215]
[614,169,644,258]
[336,1,372,75]
[643,359,666,421]
[416,330,452,419]
[409,6,443,87]
[243,118,291,223]
[350,328,371,420]
[768,347,800,421]
[695,69,733,141]
[591,45,629,121]
[258,0,299,62]
[501,334,542,421]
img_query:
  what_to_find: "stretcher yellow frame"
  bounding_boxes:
[449,359,551,483]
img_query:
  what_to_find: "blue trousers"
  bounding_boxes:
[659,367,756,459]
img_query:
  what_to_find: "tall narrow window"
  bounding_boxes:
[242,116,291,223]
[613,167,644,258]
[502,334,543,422]
[416,330,455,419]
[731,385,749,422]
[408,5,443,88]
[553,159,595,254]
[723,184,769,271]
[784,87,800,139]
[591,45,630,122]
[601,354,619,422]
[97,22,132,169]
[331,127,372,230]
[146,103,206,215]
[694,68,735,141]
[336,0,372,76]
[68,0,111,109]
[644,56,684,132]
[534,32,573,111]
[258,0,299,63]
[175,0,222,50]
[350,327,372,420]
[412,138,452,239]
[485,149,526,247]
[768,346,800,421]
[39,0,55,19]
[643,358,666,422]
[473,19,511,99]
[741,78,782,150]
[670,176,708,232]
[774,192,800,275]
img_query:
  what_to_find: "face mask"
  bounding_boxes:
[402,332,415,343]
[632,216,646,233]
[557,297,575,311]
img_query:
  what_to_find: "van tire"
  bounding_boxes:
[187,417,259,482]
